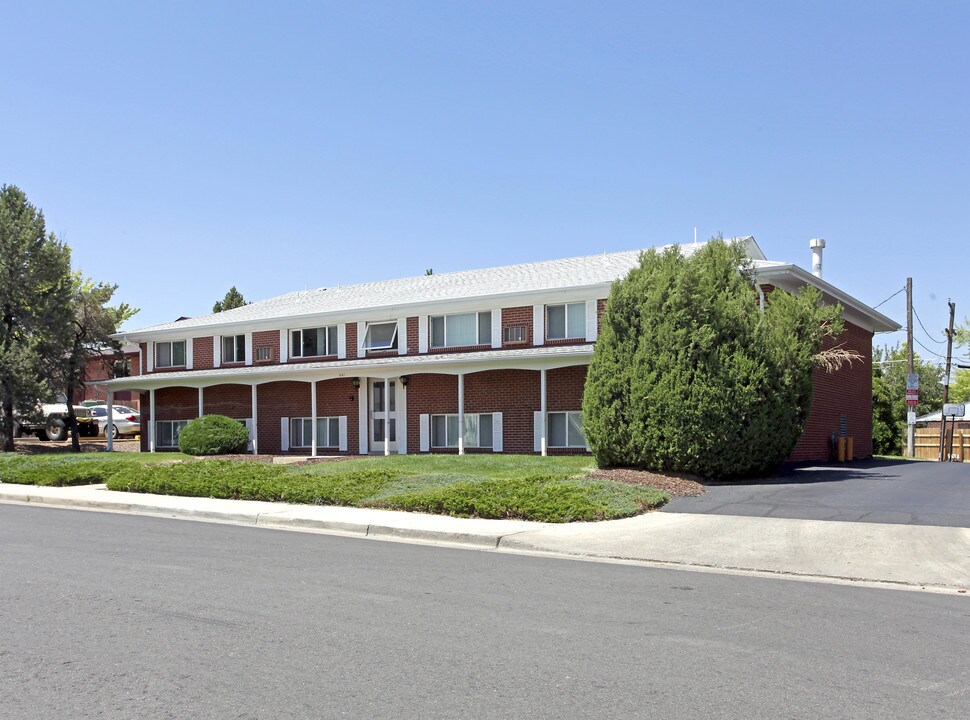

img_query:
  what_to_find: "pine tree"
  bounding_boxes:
[213,286,248,313]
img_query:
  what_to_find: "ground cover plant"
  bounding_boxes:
[0,452,191,486]
[105,455,668,522]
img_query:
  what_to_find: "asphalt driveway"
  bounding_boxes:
[663,459,970,527]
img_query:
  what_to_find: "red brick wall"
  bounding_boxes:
[253,330,279,364]
[140,343,148,375]
[253,378,359,454]
[407,317,419,354]
[346,323,358,359]
[202,384,251,418]
[502,306,533,348]
[193,337,214,370]
[789,320,874,461]
[597,298,607,335]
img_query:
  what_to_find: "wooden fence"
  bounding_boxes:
[914,429,970,462]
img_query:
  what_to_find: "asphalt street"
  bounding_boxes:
[2,504,969,719]
[665,459,970,527]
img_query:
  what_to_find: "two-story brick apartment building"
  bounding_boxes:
[105,239,898,460]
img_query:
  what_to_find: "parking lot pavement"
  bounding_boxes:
[663,459,970,528]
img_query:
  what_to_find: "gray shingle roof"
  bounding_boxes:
[123,238,767,336]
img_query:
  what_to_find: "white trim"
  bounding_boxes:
[213,335,221,367]
[457,372,464,455]
[280,416,289,452]
[491,309,502,348]
[310,381,317,457]
[533,411,542,453]
[585,299,598,342]
[357,321,366,356]
[397,318,407,355]
[358,376,368,454]
[338,415,348,452]
[419,414,430,452]
[198,387,203,418]
[383,378,390,456]
[492,412,503,453]
[186,338,194,370]
[279,329,288,363]
[244,333,253,366]
[418,316,429,354]
[533,305,544,346]
[540,368,547,456]
[398,378,407,455]
[251,384,258,454]
[337,323,347,359]
[147,342,154,372]
[149,388,156,452]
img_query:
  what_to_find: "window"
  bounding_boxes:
[156,341,186,368]
[156,420,189,447]
[291,326,338,358]
[548,411,586,448]
[430,312,491,349]
[504,326,526,343]
[431,413,493,448]
[363,321,398,351]
[222,335,246,363]
[255,346,273,362]
[112,358,131,378]
[290,417,341,448]
[546,303,586,340]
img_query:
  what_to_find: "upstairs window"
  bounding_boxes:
[156,341,186,368]
[222,335,246,363]
[546,303,585,340]
[430,312,491,349]
[291,326,338,358]
[363,321,398,351]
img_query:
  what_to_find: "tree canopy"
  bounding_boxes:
[0,185,73,451]
[582,238,847,479]
[871,344,943,455]
[213,286,248,313]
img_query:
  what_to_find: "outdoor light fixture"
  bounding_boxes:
[352,378,360,390]
[400,376,408,387]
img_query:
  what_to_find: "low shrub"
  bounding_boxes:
[0,455,125,486]
[178,415,251,456]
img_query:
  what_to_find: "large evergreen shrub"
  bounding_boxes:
[177,415,250,456]
[582,239,843,478]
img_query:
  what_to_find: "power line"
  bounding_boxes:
[872,286,906,310]
[913,336,947,359]
[912,306,946,344]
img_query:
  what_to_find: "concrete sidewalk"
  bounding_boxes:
[2,482,968,591]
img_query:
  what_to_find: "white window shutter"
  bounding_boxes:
[586,299,598,342]
[244,333,253,366]
[397,317,407,355]
[186,338,194,370]
[533,411,543,452]
[419,414,430,452]
[280,417,289,452]
[338,416,348,452]
[280,330,289,363]
[357,321,366,356]
[492,412,503,453]
[533,305,544,346]
[213,336,221,367]
[337,323,347,359]
[491,309,501,348]
[418,316,429,353]
[147,342,154,372]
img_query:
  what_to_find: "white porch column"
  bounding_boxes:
[457,371,465,456]
[310,380,318,457]
[383,378,390,456]
[149,388,156,453]
[540,368,547,457]
[198,387,204,418]
[251,384,258,455]
[106,390,114,452]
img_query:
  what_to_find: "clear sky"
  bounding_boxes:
[3,1,967,365]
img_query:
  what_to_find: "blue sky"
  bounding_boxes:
[2,1,968,364]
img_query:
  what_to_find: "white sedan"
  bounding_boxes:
[88,405,141,439]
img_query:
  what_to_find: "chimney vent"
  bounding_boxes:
[809,238,825,278]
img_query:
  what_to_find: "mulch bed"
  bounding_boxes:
[588,468,706,497]
[13,438,141,454]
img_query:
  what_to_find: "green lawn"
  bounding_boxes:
[1,452,668,522]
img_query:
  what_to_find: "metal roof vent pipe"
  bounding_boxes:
[809,238,825,278]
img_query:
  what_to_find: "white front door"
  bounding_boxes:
[369,379,398,453]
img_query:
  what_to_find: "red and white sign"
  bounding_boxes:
[905,389,919,406]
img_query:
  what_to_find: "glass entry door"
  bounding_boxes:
[369,379,397,453]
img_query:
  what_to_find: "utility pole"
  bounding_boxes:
[938,299,956,461]
[906,278,914,457]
